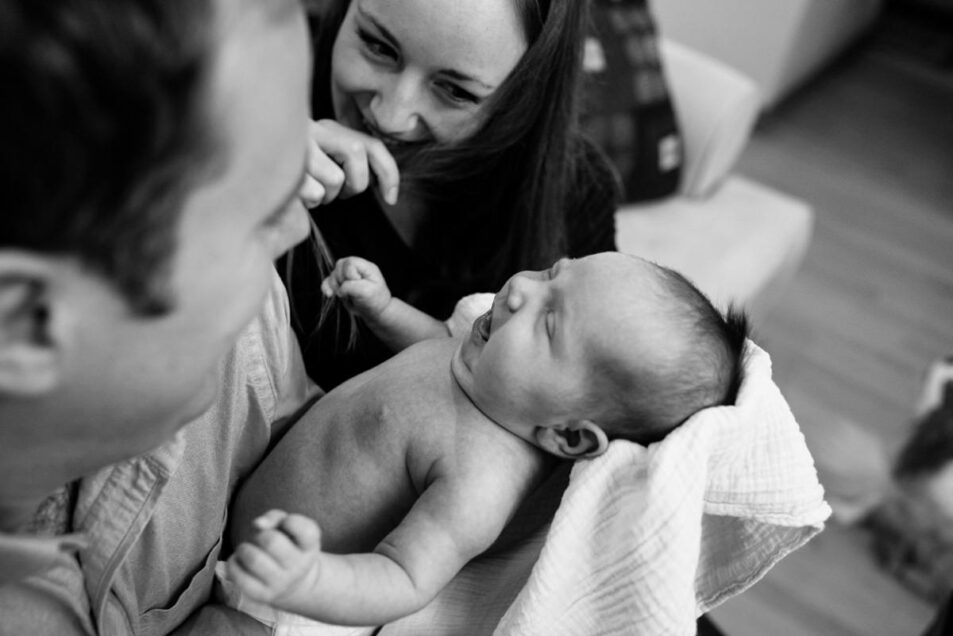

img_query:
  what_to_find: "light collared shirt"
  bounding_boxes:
[0,273,320,635]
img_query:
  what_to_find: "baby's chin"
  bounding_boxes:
[450,339,490,409]
[449,341,470,390]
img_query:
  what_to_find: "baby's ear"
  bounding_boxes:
[535,420,609,460]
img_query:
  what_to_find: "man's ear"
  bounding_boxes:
[0,255,61,396]
[534,420,609,460]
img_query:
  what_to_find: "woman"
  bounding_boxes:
[287,0,620,388]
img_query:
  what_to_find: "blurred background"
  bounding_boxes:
[655,0,953,633]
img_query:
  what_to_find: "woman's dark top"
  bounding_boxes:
[281,144,620,390]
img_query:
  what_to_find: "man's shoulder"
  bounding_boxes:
[238,271,295,375]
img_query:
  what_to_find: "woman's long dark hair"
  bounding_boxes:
[310,0,593,292]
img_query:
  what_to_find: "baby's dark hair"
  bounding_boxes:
[591,263,750,445]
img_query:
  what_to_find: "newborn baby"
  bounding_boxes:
[224,252,748,630]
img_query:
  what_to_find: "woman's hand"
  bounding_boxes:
[300,119,400,208]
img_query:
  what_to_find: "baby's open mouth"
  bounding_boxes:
[475,309,492,342]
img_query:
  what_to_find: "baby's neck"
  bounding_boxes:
[386,338,538,450]
[443,356,545,454]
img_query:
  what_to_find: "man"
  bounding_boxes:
[1,0,318,632]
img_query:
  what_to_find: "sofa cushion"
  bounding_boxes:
[616,175,814,319]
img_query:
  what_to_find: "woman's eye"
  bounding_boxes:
[437,81,478,105]
[358,30,396,60]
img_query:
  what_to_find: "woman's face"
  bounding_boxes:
[330,0,528,146]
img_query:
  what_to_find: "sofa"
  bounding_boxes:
[615,38,814,322]
[650,0,884,109]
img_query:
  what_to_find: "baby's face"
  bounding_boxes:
[451,253,659,445]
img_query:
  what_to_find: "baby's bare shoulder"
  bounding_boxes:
[411,432,548,557]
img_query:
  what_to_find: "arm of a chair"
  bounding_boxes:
[616,176,814,318]
[660,38,760,198]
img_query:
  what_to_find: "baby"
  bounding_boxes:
[224,252,748,629]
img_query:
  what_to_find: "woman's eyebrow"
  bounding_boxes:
[439,69,494,91]
[357,7,399,49]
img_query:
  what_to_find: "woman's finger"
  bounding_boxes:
[365,139,400,205]
[310,120,367,200]
[299,174,327,209]
[307,141,346,204]
[336,140,371,199]
[311,119,399,203]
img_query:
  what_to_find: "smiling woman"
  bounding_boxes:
[285,0,622,390]
[329,0,526,143]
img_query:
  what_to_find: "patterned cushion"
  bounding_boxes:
[583,0,683,202]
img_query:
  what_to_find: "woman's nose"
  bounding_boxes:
[369,76,424,139]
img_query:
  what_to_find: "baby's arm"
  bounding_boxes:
[226,475,518,626]
[321,256,449,351]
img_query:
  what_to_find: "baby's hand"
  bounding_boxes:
[299,119,400,208]
[321,256,392,322]
[226,510,323,606]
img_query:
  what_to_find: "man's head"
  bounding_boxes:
[2,0,218,314]
[0,0,312,502]
[451,252,748,459]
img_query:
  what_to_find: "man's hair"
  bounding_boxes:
[592,265,750,445]
[0,0,218,314]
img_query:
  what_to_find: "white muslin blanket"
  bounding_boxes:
[377,296,832,635]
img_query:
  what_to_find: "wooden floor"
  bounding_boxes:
[707,11,953,636]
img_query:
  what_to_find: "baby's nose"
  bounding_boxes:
[505,273,539,312]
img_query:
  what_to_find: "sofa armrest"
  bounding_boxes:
[661,38,761,198]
